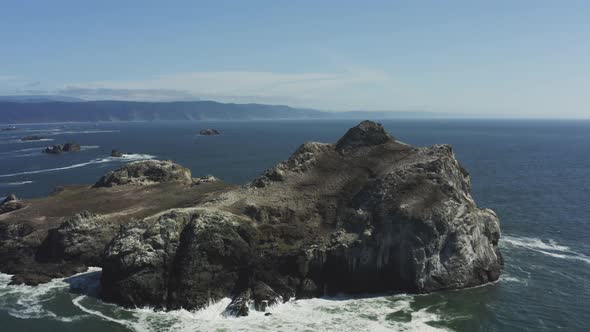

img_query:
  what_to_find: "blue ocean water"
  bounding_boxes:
[0,119,589,331]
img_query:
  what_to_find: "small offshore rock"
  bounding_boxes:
[44,144,63,154]
[111,149,124,157]
[44,142,80,154]
[63,143,81,152]
[21,135,46,141]
[199,128,222,136]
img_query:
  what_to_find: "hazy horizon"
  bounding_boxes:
[1,0,589,118]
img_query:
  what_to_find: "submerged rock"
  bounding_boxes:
[199,128,222,136]
[100,120,502,312]
[93,160,192,188]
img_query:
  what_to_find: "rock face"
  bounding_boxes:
[0,167,230,286]
[93,160,193,188]
[36,211,110,266]
[100,121,502,314]
[199,128,222,136]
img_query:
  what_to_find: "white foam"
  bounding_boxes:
[0,272,12,286]
[0,267,101,322]
[0,154,155,178]
[1,267,452,331]
[72,296,142,330]
[502,236,590,264]
[110,294,448,332]
[500,275,527,285]
[48,130,120,135]
[0,180,34,186]
[0,147,42,154]
[0,138,55,144]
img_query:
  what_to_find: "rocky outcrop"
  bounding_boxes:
[0,163,230,286]
[43,142,80,154]
[192,175,218,185]
[0,194,25,215]
[111,149,123,157]
[63,143,81,152]
[199,128,222,136]
[36,211,111,266]
[93,160,192,188]
[99,121,503,315]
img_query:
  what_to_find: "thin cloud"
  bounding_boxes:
[57,69,396,109]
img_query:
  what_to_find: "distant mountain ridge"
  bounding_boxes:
[0,99,443,124]
[0,95,85,103]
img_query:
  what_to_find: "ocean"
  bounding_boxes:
[0,119,589,331]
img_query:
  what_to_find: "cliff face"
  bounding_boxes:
[99,121,502,314]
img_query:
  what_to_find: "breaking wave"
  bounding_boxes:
[502,236,590,264]
[1,267,451,331]
[73,292,450,332]
[0,154,155,178]
[0,268,100,322]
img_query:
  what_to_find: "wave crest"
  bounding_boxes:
[502,236,590,264]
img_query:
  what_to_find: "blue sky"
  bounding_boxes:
[1,0,589,117]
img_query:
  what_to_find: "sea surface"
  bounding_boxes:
[0,119,589,331]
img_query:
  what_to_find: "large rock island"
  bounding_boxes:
[0,121,502,315]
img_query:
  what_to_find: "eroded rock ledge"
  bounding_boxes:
[0,121,502,316]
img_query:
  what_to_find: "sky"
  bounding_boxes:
[1,0,589,118]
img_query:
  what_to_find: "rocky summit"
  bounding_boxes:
[0,121,502,316]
